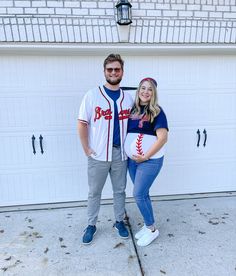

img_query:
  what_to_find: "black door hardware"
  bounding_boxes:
[31,135,36,154]
[39,135,44,154]
[203,129,207,147]
[196,129,200,147]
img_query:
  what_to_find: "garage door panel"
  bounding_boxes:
[0,54,236,206]
[152,160,236,196]
[0,166,87,206]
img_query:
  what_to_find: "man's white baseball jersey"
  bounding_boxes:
[78,86,133,161]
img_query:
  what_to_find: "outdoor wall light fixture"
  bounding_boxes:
[116,0,132,26]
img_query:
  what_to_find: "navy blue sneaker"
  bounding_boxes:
[82,225,97,245]
[114,221,129,239]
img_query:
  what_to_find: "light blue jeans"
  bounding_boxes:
[128,157,164,226]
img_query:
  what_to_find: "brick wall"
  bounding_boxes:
[0,0,235,43]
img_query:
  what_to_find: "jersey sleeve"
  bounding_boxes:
[78,91,93,124]
[153,107,169,131]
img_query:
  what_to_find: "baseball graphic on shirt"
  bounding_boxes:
[124,133,157,158]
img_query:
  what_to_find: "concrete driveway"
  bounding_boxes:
[0,194,235,276]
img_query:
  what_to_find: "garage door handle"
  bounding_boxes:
[32,135,36,154]
[39,135,44,154]
[203,129,207,147]
[196,129,201,147]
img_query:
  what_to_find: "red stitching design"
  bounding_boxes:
[136,133,144,156]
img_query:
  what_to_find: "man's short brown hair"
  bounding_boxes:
[103,54,124,70]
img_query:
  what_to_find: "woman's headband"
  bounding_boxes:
[140,77,157,87]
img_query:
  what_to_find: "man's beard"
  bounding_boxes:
[106,77,122,86]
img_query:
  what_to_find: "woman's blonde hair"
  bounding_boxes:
[132,78,160,123]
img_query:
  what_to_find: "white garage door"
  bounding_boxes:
[0,53,235,207]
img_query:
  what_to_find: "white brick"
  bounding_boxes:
[186,5,201,11]
[167,25,174,42]
[73,25,81,42]
[132,9,145,16]
[184,27,191,43]
[93,26,101,42]
[64,1,80,8]
[156,4,170,9]
[147,26,155,42]
[105,9,114,16]
[81,2,97,8]
[140,3,155,9]
[47,1,63,8]
[55,8,71,15]
[190,26,197,42]
[147,10,161,16]
[5,25,13,41]
[135,26,142,43]
[7,7,23,14]
[129,25,135,43]
[86,25,93,42]
[32,1,46,7]
[111,26,118,42]
[39,24,48,41]
[100,26,106,42]
[19,25,27,41]
[15,1,31,7]
[194,11,208,17]
[38,8,55,14]
[216,6,230,12]
[171,4,186,10]
[163,10,178,16]
[90,9,105,16]
[213,27,220,43]
[60,25,68,42]
[98,2,114,8]
[230,23,236,43]
[179,11,193,17]
[72,8,88,15]
[24,8,37,14]
[141,25,149,43]
[26,24,34,41]
[154,25,161,43]
[0,25,6,41]
[46,25,55,42]
[219,27,226,42]
[195,22,203,42]
[0,1,13,7]
[0,8,7,13]
[12,24,20,41]
[105,25,113,42]
[67,25,75,42]
[81,25,87,42]
[209,12,223,18]
[224,12,236,18]
[202,5,215,11]
[208,26,215,42]
[54,25,62,42]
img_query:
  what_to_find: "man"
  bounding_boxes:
[78,54,133,244]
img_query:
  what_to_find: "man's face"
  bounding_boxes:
[104,61,123,86]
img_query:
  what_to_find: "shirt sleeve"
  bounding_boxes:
[153,107,169,131]
[78,91,93,124]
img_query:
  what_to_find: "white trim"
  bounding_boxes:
[0,44,236,55]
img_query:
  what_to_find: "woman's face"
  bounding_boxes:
[138,81,153,105]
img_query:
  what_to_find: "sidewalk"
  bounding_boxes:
[0,195,235,276]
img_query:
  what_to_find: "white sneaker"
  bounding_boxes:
[137,228,159,247]
[134,225,149,240]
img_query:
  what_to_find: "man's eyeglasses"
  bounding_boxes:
[105,68,122,73]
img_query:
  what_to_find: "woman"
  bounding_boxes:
[124,77,168,247]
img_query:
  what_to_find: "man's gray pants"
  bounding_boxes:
[87,147,127,225]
